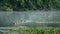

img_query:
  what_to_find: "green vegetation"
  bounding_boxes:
[0,0,60,11]
[9,28,60,34]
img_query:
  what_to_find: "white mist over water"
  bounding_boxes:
[0,11,60,34]
[0,12,60,27]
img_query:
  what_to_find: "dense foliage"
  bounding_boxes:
[0,0,60,11]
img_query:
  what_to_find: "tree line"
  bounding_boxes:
[0,0,60,11]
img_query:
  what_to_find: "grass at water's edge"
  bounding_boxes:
[9,27,60,34]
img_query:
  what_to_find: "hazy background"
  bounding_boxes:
[0,12,60,27]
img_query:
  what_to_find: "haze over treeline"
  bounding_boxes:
[0,12,60,27]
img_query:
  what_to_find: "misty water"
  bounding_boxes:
[0,12,60,34]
